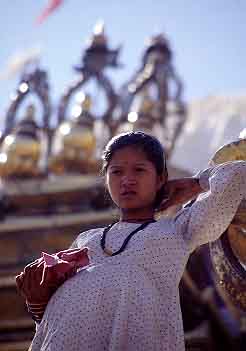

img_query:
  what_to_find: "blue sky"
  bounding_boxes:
[1,1,246,128]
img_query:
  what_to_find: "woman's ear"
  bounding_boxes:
[157,171,168,191]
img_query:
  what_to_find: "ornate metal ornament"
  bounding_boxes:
[118,33,186,156]
[209,131,246,311]
[0,67,51,178]
[3,66,51,137]
[57,22,119,131]
[49,93,100,174]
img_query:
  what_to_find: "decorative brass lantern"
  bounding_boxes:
[0,65,51,179]
[209,130,246,311]
[51,23,121,175]
[118,33,186,157]
[0,104,43,178]
[49,94,100,174]
[57,22,120,137]
[116,88,162,138]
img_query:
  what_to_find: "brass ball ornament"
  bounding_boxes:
[209,130,246,311]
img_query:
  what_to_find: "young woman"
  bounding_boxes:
[17,131,246,351]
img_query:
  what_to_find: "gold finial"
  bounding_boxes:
[25,104,36,120]
[145,33,170,51]
[143,33,172,64]
[78,93,92,112]
[93,20,105,36]
[138,89,156,115]
[119,89,158,134]
[71,93,92,119]
[87,20,107,48]
[127,88,156,120]
[49,92,98,175]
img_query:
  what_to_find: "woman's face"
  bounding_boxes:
[106,146,165,216]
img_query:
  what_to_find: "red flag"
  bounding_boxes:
[36,0,64,24]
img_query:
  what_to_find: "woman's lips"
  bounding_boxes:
[120,190,137,197]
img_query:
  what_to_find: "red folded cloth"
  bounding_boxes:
[16,248,89,322]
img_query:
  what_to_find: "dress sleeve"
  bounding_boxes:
[174,161,246,253]
[69,230,93,249]
[69,228,100,249]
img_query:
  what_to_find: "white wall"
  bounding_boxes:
[170,95,246,173]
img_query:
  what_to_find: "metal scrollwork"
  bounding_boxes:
[57,23,120,133]
[118,33,186,156]
[3,66,51,138]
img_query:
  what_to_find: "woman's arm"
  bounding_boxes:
[157,177,203,212]
[173,161,246,252]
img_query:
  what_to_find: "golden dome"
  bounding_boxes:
[62,125,96,154]
[1,134,41,159]
[0,104,43,178]
[124,89,158,130]
[0,134,42,178]
[86,21,108,49]
[49,94,99,175]
[80,94,92,112]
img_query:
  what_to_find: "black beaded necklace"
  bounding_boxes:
[101,219,155,256]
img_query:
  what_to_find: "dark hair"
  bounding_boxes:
[102,131,168,208]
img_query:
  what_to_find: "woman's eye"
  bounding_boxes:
[136,168,145,173]
[111,170,121,175]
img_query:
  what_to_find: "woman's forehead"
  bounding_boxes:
[108,146,150,165]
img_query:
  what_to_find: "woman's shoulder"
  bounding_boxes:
[71,227,104,248]
[154,215,179,234]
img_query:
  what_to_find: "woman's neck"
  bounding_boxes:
[119,208,155,223]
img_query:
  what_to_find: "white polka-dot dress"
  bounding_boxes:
[30,161,246,351]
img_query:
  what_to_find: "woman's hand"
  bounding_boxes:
[16,248,89,322]
[16,248,89,302]
[157,178,203,212]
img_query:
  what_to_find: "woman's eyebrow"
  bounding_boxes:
[109,162,150,169]
[108,164,123,169]
[135,162,149,166]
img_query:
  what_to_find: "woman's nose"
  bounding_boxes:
[121,175,137,186]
